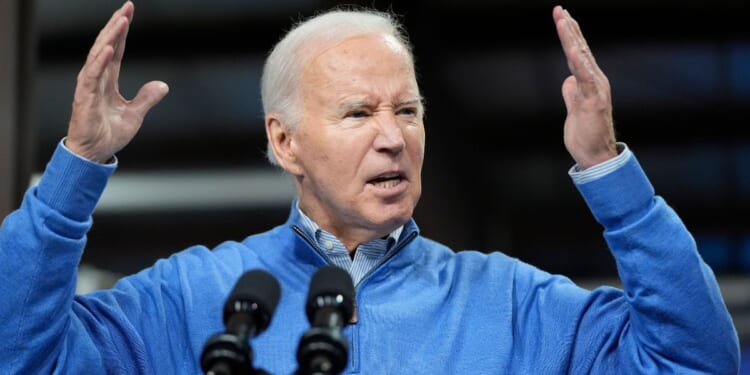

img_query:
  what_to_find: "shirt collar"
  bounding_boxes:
[295,201,403,253]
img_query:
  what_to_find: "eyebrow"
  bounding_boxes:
[339,99,374,113]
[397,98,423,107]
[337,96,424,113]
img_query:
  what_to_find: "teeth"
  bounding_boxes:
[373,178,401,188]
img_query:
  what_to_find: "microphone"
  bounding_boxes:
[201,269,281,375]
[296,266,355,375]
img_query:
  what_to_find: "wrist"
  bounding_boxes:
[63,138,114,164]
[572,139,618,170]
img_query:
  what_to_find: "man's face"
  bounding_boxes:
[288,33,425,244]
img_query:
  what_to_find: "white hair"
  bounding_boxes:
[261,8,415,165]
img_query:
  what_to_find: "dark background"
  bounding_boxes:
[13,0,750,359]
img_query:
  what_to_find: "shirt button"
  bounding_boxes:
[324,240,334,250]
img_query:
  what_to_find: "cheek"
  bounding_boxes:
[406,127,426,160]
[295,128,332,163]
[310,134,362,180]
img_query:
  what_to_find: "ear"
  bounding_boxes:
[266,114,304,176]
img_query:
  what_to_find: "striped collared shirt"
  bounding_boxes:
[296,203,403,286]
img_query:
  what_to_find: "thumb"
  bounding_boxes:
[129,80,169,120]
[561,75,577,113]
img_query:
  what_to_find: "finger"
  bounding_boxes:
[552,5,565,24]
[565,39,599,98]
[563,10,602,80]
[563,10,606,75]
[86,2,134,66]
[112,7,133,62]
[556,12,600,98]
[77,45,115,96]
[108,18,130,89]
[554,10,577,65]
[86,16,129,67]
[555,17,580,75]
[564,10,587,50]
[125,81,170,123]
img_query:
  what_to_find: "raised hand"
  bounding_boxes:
[553,6,617,169]
[66,1,169,163]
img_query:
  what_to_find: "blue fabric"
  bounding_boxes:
[569,142,630,183]
[0,143,740,374]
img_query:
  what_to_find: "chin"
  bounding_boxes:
[371,201,414,228]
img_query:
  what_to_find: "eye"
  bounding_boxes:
[397,107,418,116]
[346,110,370,119]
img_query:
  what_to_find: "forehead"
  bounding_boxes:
[300,34,418,98]
[312,33,410,64]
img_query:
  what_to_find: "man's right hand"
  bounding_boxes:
[66,1,169,163]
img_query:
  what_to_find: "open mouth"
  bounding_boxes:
[368,173,404,189]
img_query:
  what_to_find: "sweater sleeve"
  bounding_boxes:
[568,152,740,374]
[0,143,219,374]
[0,143,142,373]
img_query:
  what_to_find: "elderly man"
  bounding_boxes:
[0,1,740,374]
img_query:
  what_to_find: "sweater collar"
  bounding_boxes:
[283,199,420,254]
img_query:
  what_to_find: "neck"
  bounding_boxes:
[297,203,396,254]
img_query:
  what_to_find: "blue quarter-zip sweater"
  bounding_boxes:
[0,143,740,374]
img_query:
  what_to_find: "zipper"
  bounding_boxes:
[348,231,417,373]
[291,224,418,291]
[354,231,418,290]
[292,225,417,374]
[291,225,335,265]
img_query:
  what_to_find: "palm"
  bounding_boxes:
[66,1,168,163]
[553,6,617,169]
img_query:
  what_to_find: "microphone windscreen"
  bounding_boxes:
[306,266,354,319]
[224,269,281,321]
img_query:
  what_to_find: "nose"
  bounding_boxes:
[373,112,405,154]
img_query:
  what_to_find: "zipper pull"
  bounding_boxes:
[349,302,358,324]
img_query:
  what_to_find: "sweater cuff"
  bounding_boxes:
[35,140,117,221]
[568,143,630,184]
[574,152,655,230]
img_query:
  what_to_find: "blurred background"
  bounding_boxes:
[1,0,749,370]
